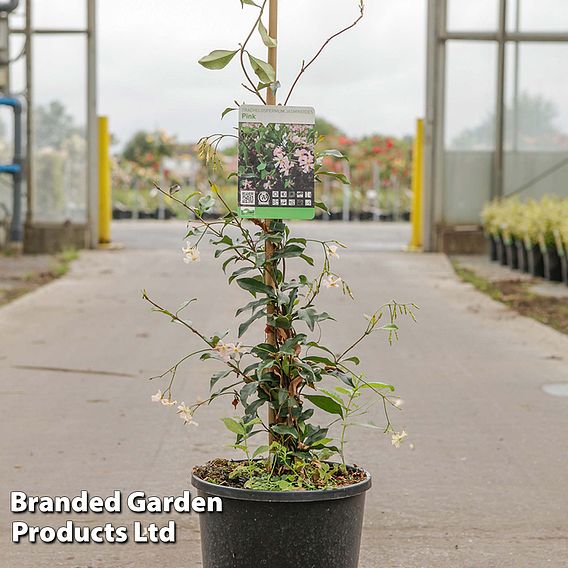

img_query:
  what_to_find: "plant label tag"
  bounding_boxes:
[238,105,316,220]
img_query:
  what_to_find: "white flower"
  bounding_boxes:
[182,241,200,263]
[323,275,342,289]
[151,389,177,406]
[214,341,233,362]
[177,403,199,426]
[214,341,244,362]
[229,342,244,360]
[391,430,408,448]
[326,244,340,259]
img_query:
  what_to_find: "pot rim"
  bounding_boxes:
[191,462,372,503]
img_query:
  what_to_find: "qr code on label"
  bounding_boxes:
[240,191,256,205]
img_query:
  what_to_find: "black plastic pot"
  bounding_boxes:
[527,244,545,277]
[516,240,529,273]
[192,468,371,568]
[561,253,568,286]
[543,247,563,282]
[505,240,519,270]
[488,235,498,262]
[496,236,507,266]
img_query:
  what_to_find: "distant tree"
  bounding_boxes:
[122,129,176,170]
[35,101,82,149]
[451,92,566,151]
[315,117,343,137]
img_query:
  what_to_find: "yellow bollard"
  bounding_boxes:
[98,116,112,244]
[409,118,424,250]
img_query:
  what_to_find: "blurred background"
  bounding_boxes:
[0,0,566,255]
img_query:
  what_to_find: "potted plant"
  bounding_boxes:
[481,200,500,261]
[537,197,564,282]
[519,200,544,278]
[502,199,524,270]
[143,2,417,567]
[559,209,568,286]
[516,236,529,273]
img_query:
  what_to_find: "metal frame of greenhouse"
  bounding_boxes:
[4,0,98,251]
[423,0,568,252]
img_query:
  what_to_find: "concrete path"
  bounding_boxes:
[1,221,567,567]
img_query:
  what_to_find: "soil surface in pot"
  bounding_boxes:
[193,458,367,491]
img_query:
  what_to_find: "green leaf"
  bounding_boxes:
[319,149,348,160]
[304,394,344,417]
[314,201,329,213]
[238,309,266,337]
[251,343,278,359]
[198,194,215,212]
[317,170,350,184]
[253,445,270,458]
[241,0,259,6]
[221,417,245,435]
[237,277,274,297]
[240,382,258,405]
[235,297,269,317]
[362,381,395,392]
[221,107,237,119]
[210,369,231,390]
[271,244,304,260]
[343,356,360,365]
[199,49,239,70]
[271,424,298,439]
[297,308,332,331]
[247,53,276,83]
[245,398,266,416]
[297,307,317,331]
[280,334,307,354]
[258,20,277,48]
[327,369,354,388]
[381,323,399,331]
[304,355,336,367]
[300,254,314,266]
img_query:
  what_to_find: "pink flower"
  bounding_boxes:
[290,134,307,145]
[274,153,293,176]
[294,148,314,173]
[273,146,285,159]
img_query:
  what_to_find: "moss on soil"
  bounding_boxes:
[193,458,367,492]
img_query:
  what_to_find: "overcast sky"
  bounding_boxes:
[96,0,427,145]
[7,0,567,149]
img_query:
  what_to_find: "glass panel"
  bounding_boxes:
[32,35,87,223]
[445,41,497,150]
[508,0,568,33]
[0,106,15,232]
[447,0,498,32]
[444,41,497,224]
[444,152,493,224]
[33,0,86,30]
[504,43,568,198]
[0,7,27,229]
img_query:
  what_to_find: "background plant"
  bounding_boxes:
[482,195,568,250]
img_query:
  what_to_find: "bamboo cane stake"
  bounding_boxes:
[265,0,278,435]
